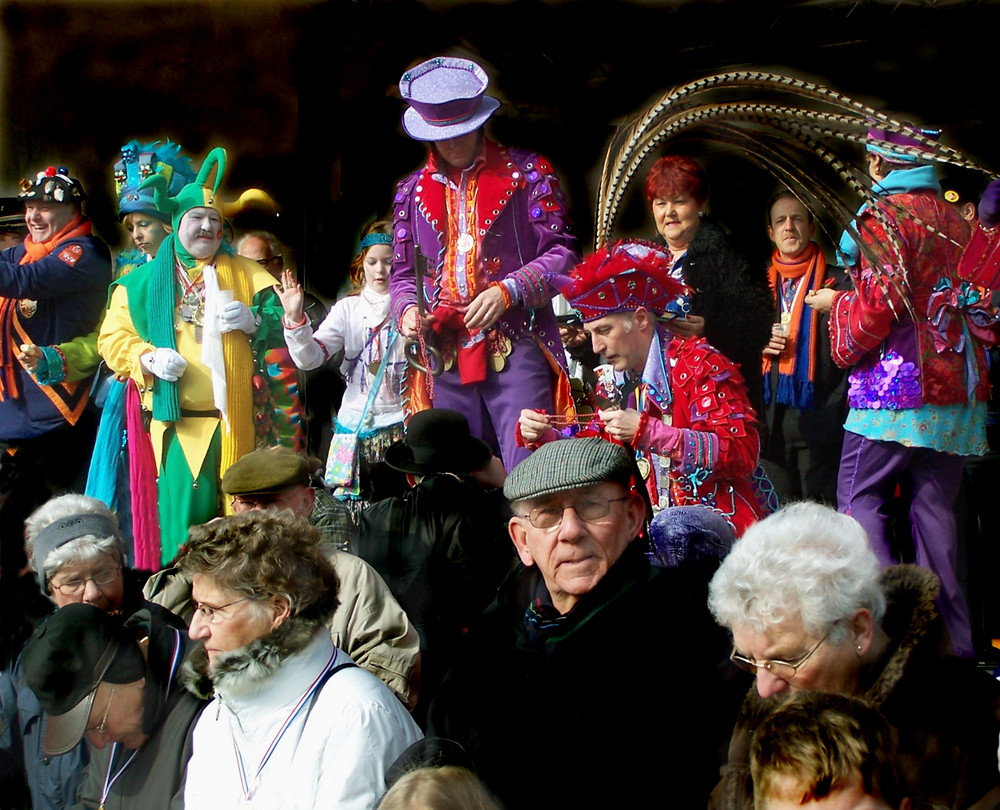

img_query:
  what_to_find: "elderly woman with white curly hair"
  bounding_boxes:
[706,500,1000,810]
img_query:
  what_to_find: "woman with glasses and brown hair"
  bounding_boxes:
[179,510,421,809]
[2,493,183,810]
[706,500,1000,810]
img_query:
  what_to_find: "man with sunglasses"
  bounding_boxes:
[428,437,736,808]
[20,603,203,810]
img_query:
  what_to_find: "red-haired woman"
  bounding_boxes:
[644,155,772,418]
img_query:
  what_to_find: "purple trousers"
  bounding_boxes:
[838,430,972,657]
[432,332,554,471]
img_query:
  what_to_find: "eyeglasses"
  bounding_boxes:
[50,567,122,596]
[231,494,283,510]
[192,596,262,624]
[517,495,630,531]
[253,255,283,268]
[729,629,831,680]
[87,685,116,735]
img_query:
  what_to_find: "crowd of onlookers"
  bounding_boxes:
[2,54,1000,809]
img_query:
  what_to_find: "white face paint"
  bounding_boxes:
[178,207,223,260]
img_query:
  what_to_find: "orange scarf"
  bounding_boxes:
[763,242,826,401]
[20,216,91,264]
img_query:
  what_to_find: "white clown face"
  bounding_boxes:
[178,207,223,260]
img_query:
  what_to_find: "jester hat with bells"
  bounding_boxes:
[128,147,277,475]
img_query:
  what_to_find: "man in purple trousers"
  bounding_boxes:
[389,56,580,470]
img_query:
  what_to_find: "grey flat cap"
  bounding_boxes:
[504,438,633,502]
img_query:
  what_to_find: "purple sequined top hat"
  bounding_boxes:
[866,123,941,165]
[400,57,501,142]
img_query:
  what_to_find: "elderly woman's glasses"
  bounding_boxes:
[50,567,122,596]
[517,495,629,531]
[192,596,262,624]
[730,630,831,680]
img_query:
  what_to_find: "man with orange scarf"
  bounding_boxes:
[0,167,111,574]
[98,148,288,564]
[761,191,848,504]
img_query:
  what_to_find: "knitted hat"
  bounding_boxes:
[504,437,633,502]
[222,448,311,496]
[30,511,123,592]
[114,139,195,219]
[556,239,688,323]
[18,166,86,204]
[21,603,146,755]
[400,57,500,142]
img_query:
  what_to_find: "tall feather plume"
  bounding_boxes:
[595,72,995,322]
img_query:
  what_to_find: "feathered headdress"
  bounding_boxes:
[558,239,688,322]
[594,72,995,319]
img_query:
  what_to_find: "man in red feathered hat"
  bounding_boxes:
[518,240,775,537]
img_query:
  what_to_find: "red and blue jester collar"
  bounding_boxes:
[559,239,689,323]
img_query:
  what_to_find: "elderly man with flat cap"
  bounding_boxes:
[427,436,738,808]
[391,56,580,471]
[20,603,204,810]
[144,447,422,710]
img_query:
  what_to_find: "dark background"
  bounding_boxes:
[3,0,996,296]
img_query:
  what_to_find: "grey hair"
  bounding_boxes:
[24,494,125,579]
[234,229,279,255]
[708,501,885,644]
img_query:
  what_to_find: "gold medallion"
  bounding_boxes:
[636,457,652,480]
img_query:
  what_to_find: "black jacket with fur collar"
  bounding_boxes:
[676,219,773,420]
[709,565,1000,810]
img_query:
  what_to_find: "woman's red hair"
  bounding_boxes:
[643,155,708,207]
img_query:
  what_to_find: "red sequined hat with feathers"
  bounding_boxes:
[558,239,689,322]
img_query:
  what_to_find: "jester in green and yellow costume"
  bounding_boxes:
[98,147,301,561]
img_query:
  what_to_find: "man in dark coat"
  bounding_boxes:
[354,408,514,724]
[20,603,203,810]
[0,167,111,575]
[428,437,739,807]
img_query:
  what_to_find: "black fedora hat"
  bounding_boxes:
[384,409,493,476]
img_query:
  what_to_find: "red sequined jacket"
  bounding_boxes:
[828,191,994,409]
[631,327,771,537]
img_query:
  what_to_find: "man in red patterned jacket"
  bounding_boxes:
[807,126,997,658]
[518,240,775,537]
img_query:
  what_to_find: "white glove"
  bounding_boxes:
[217,300,259,335]
[140,348,188,382]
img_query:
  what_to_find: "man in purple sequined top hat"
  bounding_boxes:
[389,56,580,471]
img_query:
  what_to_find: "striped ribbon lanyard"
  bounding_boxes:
[232,648,338,803]
[98,627,184,810]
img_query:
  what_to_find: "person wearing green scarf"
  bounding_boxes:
[98,148,290,564]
